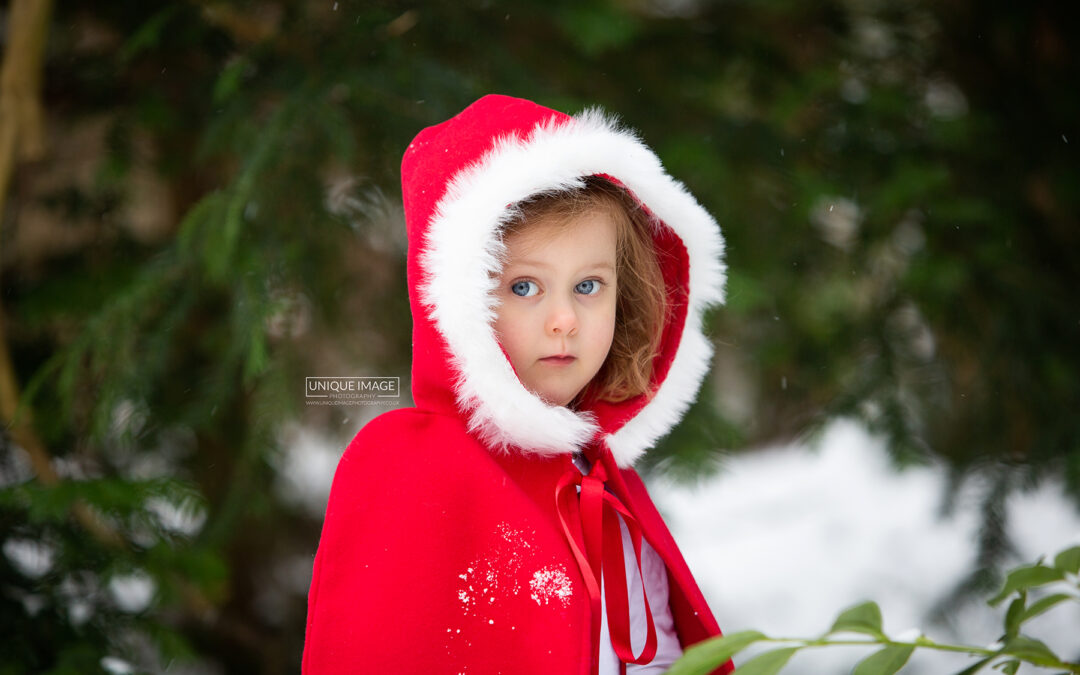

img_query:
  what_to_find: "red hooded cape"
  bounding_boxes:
[303,94,734,674]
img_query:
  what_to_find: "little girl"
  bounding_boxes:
[303,94,734,675]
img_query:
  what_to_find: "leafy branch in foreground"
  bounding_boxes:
[667,545,1080,675]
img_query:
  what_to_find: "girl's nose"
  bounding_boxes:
[545,297,578,337]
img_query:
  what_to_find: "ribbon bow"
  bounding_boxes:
[555,443,658,675]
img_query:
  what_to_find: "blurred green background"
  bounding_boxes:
[1,0,1077,672]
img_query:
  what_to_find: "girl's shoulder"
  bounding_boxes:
[349,406,463,443]
[343,407,473,453]
[335,407,492,485]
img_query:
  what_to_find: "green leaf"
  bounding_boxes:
[1004,594,1025,638]
[1000,636,1062,667]
[852,644,914,675]
[1052,546,1080,574]
[988,565,1065,607]
[735,647,798,675]
[994,660,1020,675]
[665,631,767,675]
[827,601,885,638]
[1019,593,1074,623]
[952,656,994,675]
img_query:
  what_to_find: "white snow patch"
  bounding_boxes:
[649,418,1080,673]
[529,565,574,607]
[107,570,156,613]
[3,538,55,579]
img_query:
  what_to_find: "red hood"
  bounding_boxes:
[401,94,725,468]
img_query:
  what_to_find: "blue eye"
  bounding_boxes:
[510,280,539,297]
[575,279,601,295]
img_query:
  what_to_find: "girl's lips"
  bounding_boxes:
[540,356,576,365]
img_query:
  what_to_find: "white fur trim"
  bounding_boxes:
[418,108,725,467]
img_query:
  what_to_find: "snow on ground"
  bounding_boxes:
[648,418,1080,674]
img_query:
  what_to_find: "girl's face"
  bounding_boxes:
[493,210,618,407]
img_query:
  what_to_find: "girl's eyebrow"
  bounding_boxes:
[511,259,615,272]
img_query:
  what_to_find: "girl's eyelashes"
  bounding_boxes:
[574,279,603,295]
[507,277,608,297]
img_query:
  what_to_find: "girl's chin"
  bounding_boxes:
[530,387,577,408]
[522,373,588,408]
[540,394,573,407]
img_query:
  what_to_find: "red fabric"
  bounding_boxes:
[303,95,734,674]
[555,443,659,673]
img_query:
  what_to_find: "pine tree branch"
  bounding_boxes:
[0,0,55,478]
[0,0,124,548]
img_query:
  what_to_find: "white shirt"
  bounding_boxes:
[572,453,684,674]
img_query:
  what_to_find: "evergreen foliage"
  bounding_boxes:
[1,1,1076,671]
